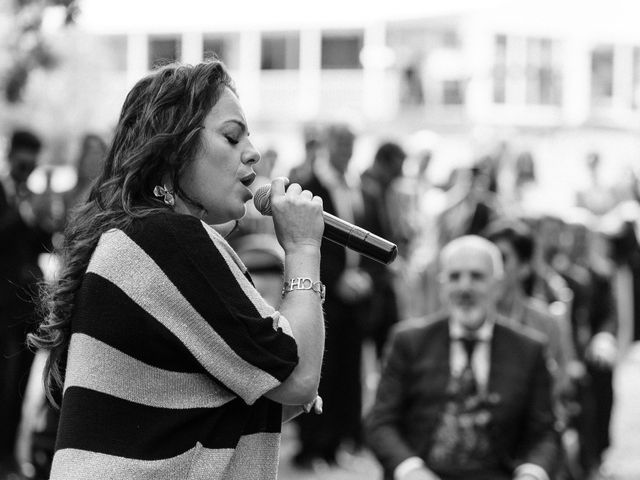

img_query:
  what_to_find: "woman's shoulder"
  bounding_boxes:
[93,211,214,261]
[91,211,225,278]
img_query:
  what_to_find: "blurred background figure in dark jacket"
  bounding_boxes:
[0,129,51,479]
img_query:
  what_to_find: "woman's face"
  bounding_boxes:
[177,87,260,224]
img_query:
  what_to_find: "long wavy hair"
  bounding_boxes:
[28,60,235,405]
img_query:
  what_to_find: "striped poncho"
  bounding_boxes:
[50,212,298,480]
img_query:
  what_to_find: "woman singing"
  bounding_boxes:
[28,59,325,480]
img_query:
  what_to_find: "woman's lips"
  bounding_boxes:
[240,172,256,187]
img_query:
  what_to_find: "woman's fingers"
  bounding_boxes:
[285,183,315,203]
[299,189,313,200]
[302,395,323,414]
[269,179,324,251]
[285,183,302,196]
[270,177,289,198]
[313,395,323,414]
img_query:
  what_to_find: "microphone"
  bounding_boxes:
[253,184,398,265]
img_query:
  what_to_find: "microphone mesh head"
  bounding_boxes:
[253,184,272,216]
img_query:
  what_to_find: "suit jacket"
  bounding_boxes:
[365,313,561,480]
[0,181,49,317]
[513,298,576,390]
[299,172,349,293]
[296,171,367,449]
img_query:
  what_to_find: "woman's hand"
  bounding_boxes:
[269,177,324,254]
[302,395,323,414]
[281,396,323,423]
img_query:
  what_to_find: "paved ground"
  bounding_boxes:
[278,343,640,480]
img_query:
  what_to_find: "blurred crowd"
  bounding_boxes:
[1,122,640,480]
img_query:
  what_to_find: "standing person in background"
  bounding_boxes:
[390,130,444,319]
[437,164,501,249]
[66,133,107,210]
[25,132,107,480]
[486,220,576,407]
[27,60,326,480]
[0,130,51,479]
[360,141,406,358]
[289,137,321,186]
[562,216,618,480]
[294,123,372,469]
[385,130,436,259]
[511,151,538,211]
[576,152,616,217]
[366,235,561,480]
[485,220,579,479]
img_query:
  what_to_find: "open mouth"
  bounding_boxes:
[240,173,256,187]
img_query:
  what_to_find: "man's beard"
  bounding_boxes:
[450,305,486,331]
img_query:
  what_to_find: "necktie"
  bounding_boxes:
[458,337,477,397]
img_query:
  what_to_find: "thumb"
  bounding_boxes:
[270,176,290,198]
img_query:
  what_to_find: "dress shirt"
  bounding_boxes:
[449,317,494,393]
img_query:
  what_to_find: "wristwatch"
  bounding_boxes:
[282,277,326,304]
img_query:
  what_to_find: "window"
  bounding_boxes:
[202,34,238,69]
[591,45,614,106]
[493,35,507,103]
[526,38,561,105]
[148,35,181,70]
[493,34,562,106]
[321,32,363,69]
[261,32,299,70]
[203,36,226,62]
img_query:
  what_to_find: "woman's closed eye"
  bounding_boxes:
[224,135,239,145]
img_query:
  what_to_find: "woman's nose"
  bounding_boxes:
[242,142,261,166]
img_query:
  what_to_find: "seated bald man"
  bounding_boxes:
[365,235,561,480]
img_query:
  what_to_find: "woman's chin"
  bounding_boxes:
[211,220,239,236]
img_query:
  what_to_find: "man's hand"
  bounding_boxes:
[586,332,617,369]
[336,267,373,303]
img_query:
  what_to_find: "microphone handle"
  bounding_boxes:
[322,212,398,265]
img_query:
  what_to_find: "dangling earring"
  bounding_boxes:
[153,184,175,206]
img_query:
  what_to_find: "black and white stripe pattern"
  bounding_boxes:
[51,212,298,480]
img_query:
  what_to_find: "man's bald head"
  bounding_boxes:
[440,235,504,280]
[439,235,504,331]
